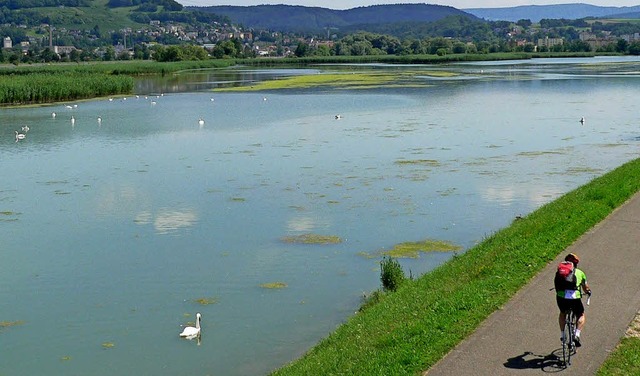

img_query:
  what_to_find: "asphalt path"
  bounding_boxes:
[424,192,640,375]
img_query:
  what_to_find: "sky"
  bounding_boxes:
[177,0,640,9]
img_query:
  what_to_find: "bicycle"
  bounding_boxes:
[559,293,591,368]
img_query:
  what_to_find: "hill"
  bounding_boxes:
[464,4,640,22]
[0,0,228,31]
[189,4,477,34]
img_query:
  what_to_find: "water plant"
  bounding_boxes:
[382,239,462,258]
[260,282,288,289]
[101,342,115,349]
[280,234,342,244]
[194,297,218,305]
[0,320,24,329]
[394,159,441,166]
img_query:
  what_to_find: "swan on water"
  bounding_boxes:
[71,116,75,126]
[335,114,342,120]
[22,125,29,132]
[97,116,102,124]
[179,313,201,339]
[15,131,26,142]
[52,112,56,118]
[198,118,205,126]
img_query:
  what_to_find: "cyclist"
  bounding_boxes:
[555,253,591,347]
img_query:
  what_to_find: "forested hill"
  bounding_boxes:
[465,4,640,22]
[0,0,181,10]
[189,4,477,33]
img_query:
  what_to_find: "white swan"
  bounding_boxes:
[198,118,205,126]
[52,112,56,118]
[179,313,201,338]
[22,125,29,132]
[71,116,75,126]
[15,131,26,142]
[335,114,342,120]
[97,116,102,124]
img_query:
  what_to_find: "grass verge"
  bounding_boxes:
[597,337,640,375]
[271,158,640,375]
[597,312,640,375]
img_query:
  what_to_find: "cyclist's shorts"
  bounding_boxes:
[556,296,585,317]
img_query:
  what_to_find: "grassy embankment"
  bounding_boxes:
[598,336,640,375]
[597,312,640,376]
[271,157,640,375]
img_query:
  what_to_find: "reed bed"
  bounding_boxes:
[0,59,237,77]
[242,52,595,67]
[0,73,133,105]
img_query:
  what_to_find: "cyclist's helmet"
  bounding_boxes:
[565,253,580,266]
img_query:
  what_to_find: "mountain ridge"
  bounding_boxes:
[464,3,640,22]
[189,4,476,33]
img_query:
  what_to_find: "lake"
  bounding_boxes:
[1,56,639,375]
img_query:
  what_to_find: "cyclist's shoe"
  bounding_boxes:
[574,335,582,347]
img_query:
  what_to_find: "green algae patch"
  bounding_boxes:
[517,150,566,157]
[0,320,25,328]
[260,282,288,289]
[216,72,400,92]
[382,239,462,258]
[194,297,218,305]
[395,159,440,167]
[418,71,459,77]
[281,233,342,244]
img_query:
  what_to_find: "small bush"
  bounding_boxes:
[380,256,405,292]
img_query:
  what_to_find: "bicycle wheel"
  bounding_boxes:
[565,310,576,365]
[565,310,575,366]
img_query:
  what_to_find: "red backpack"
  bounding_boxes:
[555,261,577,291]
[557,261,574,280]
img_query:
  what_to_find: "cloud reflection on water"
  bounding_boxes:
[135,208,199,235]
[480,184,562,209]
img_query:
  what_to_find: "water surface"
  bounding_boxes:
[1,57,639,375]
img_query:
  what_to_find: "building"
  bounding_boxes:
[3,36,11,49]
[537,37,564,49]
[54,45,77,55]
